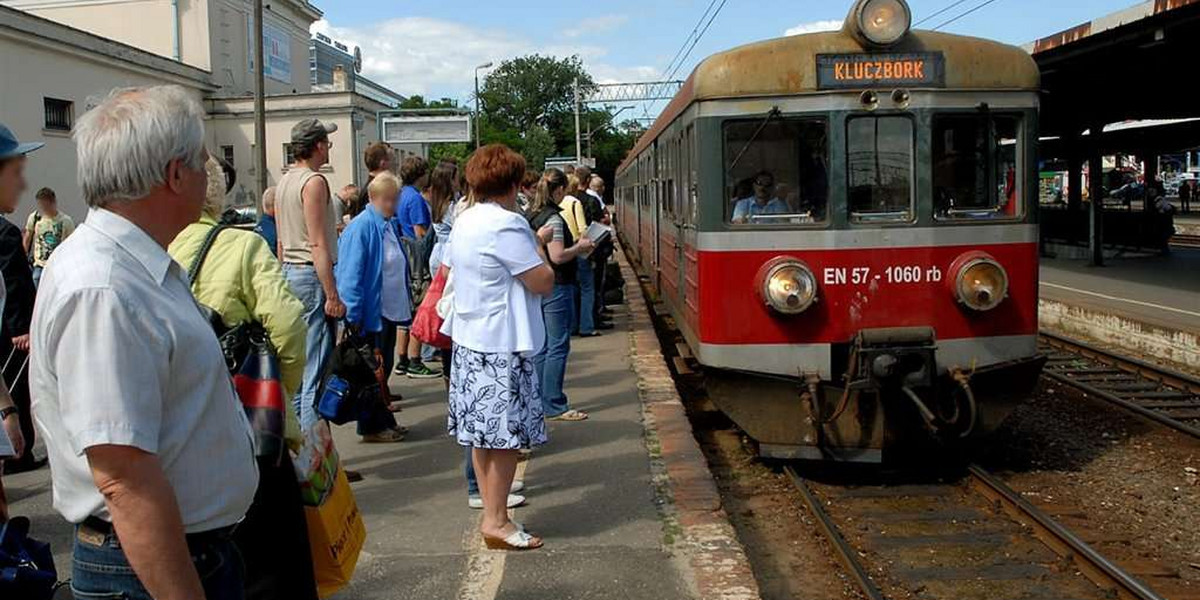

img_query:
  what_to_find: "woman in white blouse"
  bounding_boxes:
[441,145,555,550]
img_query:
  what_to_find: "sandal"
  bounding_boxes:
[549,409,588,422]
[483,528,543,551]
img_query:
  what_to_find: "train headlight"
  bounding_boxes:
[848,0,912,47]
[951,253,1009,312]
[758,258,818,315]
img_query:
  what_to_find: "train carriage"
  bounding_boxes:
[615,0,1047,462]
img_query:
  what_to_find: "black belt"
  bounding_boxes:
[81,516,237,545]
[284,261,315,266]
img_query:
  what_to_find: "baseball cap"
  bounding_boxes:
[291,118,338,148]
[0,123,44,161]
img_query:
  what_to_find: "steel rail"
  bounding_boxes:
[783,466,886,600]
[1040,332,1200,439]
[966,465,1167,600]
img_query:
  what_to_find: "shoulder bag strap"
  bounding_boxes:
[186,224,229,293]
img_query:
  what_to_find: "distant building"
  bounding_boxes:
[0,0,408,220]
[310,32,403,108]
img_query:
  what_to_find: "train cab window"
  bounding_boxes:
[847,116,914,224]
[723,118,828,226]
[932,114,1023,221]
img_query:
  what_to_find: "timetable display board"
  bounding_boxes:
[816,53,945,89]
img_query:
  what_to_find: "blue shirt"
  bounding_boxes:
[732,197,789,222]
[397,185,431,239]
[254,214,277,257]
[380,223,411,324]
[335,205,413,333]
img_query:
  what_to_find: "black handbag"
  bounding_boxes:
[0,517,60,600]
[187,225,287,465]
[317,325,382,425]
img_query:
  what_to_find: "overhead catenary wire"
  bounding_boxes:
[657,0,721,86]
[932,0,1003,31]
[913,0,972,27]
[651,0,730,114]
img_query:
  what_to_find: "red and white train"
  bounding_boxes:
[616,0,1047,461]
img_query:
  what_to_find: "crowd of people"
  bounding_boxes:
[0,83,620,599]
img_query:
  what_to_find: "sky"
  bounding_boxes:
[310,0,1136,110]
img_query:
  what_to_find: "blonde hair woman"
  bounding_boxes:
[168,155,317,600]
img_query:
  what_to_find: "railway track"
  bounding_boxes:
[1039,332,1200,439]
[787,464,1170,600]
[1170,234,1200,249]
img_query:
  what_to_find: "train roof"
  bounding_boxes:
[618,29,1040,174]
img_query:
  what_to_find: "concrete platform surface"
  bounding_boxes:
[3,309,695,600]
[1040,247,1200,335]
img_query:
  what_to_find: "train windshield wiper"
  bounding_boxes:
[727,106,782,173]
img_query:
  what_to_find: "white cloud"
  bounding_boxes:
[784,19,842,36]
[563,15,629,39]
[311,17,657,100]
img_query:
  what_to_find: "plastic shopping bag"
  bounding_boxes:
[306,468,366,599]
[292,421,340,507]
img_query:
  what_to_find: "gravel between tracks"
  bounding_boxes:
[976,379,1200,592]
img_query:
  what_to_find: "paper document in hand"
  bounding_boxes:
[584,222,612,244]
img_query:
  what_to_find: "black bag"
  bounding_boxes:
[401,228,436,305]
[187,225,287,464]
[0,517,59,600]
[318,326,382,425]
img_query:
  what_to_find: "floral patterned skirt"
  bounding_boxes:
[447,344,548,449]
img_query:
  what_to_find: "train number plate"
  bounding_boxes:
[816,52,946,90]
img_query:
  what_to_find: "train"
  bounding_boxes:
[615,0,1047,462]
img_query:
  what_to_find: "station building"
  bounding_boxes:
[0,0,404,219]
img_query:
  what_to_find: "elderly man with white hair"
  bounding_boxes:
[30,85,258,600]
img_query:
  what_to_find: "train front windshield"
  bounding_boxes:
[723,117,829,225]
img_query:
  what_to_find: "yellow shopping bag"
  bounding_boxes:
[305,468,367,598]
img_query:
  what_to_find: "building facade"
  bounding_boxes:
[2,0,320,95]
[0,0,407,221]
[310,33,403,108]
[0,4,216,219]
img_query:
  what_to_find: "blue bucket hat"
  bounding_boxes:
[0,123,44,161]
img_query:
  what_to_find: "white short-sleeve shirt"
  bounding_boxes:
[440,202,545,355]
[30,209,258,532]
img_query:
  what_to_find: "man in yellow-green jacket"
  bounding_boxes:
[168,155,319,600]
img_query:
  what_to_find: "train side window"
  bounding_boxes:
[932,114,1023,221]
[723,117,828,226]
[847,116,914,224]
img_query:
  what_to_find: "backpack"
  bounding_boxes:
[401,228,436,305]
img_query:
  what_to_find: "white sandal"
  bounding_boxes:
[484,528,543,550]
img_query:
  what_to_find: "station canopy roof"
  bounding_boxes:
[1030,0,1200,142]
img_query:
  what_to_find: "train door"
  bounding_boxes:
[651,146,661,288]
[671,134,686,314]
[679,124,696,331]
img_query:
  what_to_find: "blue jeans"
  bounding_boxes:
[575,258,596,335]
[465,447,479,497]
[71,525,244,600]
[31,265,43,288]
[283,264,335,431]
[534,283,574,418]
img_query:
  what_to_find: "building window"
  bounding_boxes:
[44,98,73,131]
[221,145,235,168]
[283,143,296,166]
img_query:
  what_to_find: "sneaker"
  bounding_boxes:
[468,494,526,509]
[392,360,408,376]
[510,480,525,493]
[406,360,442,379]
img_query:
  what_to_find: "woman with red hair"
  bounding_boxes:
[441,145,555,550]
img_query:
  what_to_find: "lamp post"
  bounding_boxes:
[474,62,493,149]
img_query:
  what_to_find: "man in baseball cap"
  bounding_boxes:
[291,118,337,150]
[0,122,42,517]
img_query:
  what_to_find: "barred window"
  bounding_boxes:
[44,98,73,131]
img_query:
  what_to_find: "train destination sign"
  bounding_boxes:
[816,52,946,89]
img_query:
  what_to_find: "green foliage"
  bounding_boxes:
[428,143,470,166]
[400,95,459,110]
[476,54,639,180]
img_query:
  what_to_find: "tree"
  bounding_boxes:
[397,95,466,163]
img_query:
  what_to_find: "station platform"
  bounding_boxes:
[1038,247,1200,372]
[2,291,741,599]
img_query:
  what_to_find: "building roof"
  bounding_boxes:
[620,28,1039,172]
[0,3,215,89]
[1024,0,1200,54]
